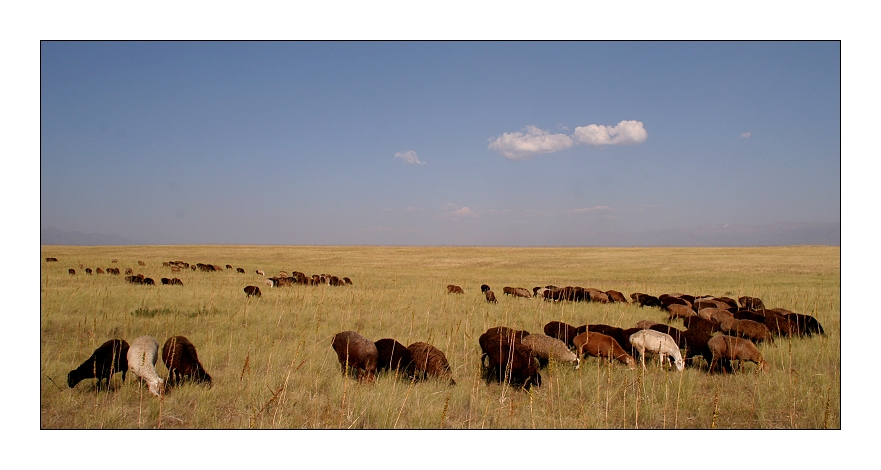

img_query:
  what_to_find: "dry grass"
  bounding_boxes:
[40,245,839,429]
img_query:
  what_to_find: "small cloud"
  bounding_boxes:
[451,207,475,217]
[572,120,647,146]
[440,204,478,220]
[394,150,425,165]
[488,125,574,161]
[740,132,751,139]
[573,205,613,213]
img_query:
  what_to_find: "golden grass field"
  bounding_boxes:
[40,245,840,429]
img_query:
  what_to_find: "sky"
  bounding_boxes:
[40,41,840,245]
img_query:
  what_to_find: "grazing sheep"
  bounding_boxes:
[374,338,415,378]
[107,267,120,275]
[447,284,465,294]
[635,320,658,330]
[733,309,766,323]
[709,309,735,326]
[85,268,92,274]
[244,285,262,297]
[708,335,770,373]
[573,332,636,369]
[68,268,75,275]
[679,329,714,367]
[479,331,541,389]
[142,278,155,285]
[628,329,684,371]
[125,268,134,275]
[161,277,171,285]
[332,331,378,383]
[67,339,129,389]
[484,326,530,343]
[407,342,456,385]
[666,304,696,322]
[170,266,181,273]
[264,280,274,288]
[543,321,586,347]
[162,336,212,385]
[125,275,143,284]
[485,290,498,303]
[480,284,491,293]
[605,290,628,303]
[343,277,353,285]
[630,293,662,308]
[170,278,183,286]
[683,316,716,335]
[763,310,800,337]
[96,268,105,274]
[785,313,825,336]
[46,257,58,262]
[585,324,626,349]
[226,264,234,270]
[723,319,773,344]
[236,267,245,273]
[503,286,516,296]
[127,336,165,397]
[738,296,766,311]
[660,294,692,309]
[137,260,146,266]
[256,270,265,276]
[649,324,685,347]
[521,334,579,369]
[586,289,610,303]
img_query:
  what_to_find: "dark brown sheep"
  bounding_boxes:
[125,275,143,284]
[480,284,491,293]
[679,329,714,367]
[763,310,800,337]
[407,342,456,385]
[125,268,134,275]
[225,264,233,269]
[170,278,183,286]
[572,332,636,369]
[68,339,129,389]
[503,286,516,296]
[374,338,415,378]
[543,321,586,347]
[142,278,155,285]
[85,268,92,274]
[585,324,625,347]
[485,326,530,343]
[785,313,825,336]
[236,267,245,273]
[733,309,766,323]
[485,290,498,303]
[447,284,464,294]
[243,285,262,297]
[605,290,628,303]
[68,268,76,275]
[479,330,541,389]
[683,316,716,335]
[722,319,773,344]
[332,331,378,383]
[630,293,662,308]
[586,289,610,303]
[343,277,353,285]
[162,336,212,385]
[96,268,105,274]
[708,335,770,374]
[660,294,691,308]
[137,260,146,266]
[649,324,685,347]
[107,267,121,275]
[161,277,171,285]
[46,257,58,262]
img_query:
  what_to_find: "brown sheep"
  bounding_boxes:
[243,285,262,297]
[543,321,586,348]
[660,294,691,308]
[170,278,183,286]
[683,316,716,335]
[374,338,415,378]
[162,336,212,385]
[630,293,662,308]
[343,277,353,285]
[85,268,93,274]
[68,268,76,275]
[138,260,146,266]
[67,339,129,389]
[171,266,181,273]
[485,326,530,343]
[479,330,541,389]
[161,277,171,285]
[763,310,800,337]
[236,267,245,273]
[679,329,714,367]
[635,320,658,330]
[142,278,155,285]
[572,332,636,369]
[407,342,456,385]
[485,290,498,303]
[96,268,105,274]
[226,264,234,270]
[480,284,491,293]
[503,286,516,296]
[332,331,378,383]
[521,334,579,369]
[733,309,766,323]
[586,289,610,303]
[666,304,696,321]
[723,319,773,344]
[46,257,58,262]
[605,290,628,303]
[708,335,770,373]
[785,313,825,336]
[738,296,766,311]
[447,284,464,294]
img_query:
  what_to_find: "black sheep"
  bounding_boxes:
[68,339,129,389]
[162,336,212,385]
[374,338,415,378]
[479,330,541,390]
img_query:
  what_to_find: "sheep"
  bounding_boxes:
[343,277,353,285]
[125,268,134,275]
[628,329,684,371]
[605,290,628,303]
[479,330,541,389]
[236,267,245,273]
[572,332,636,369]
[733,309,766,323]
[407,342,456,385]
[46,257,58,262]
[85,268,93,274]
[161,336,211,386]
[170,278,183,286]
[142,277,155,285]
[68,268,76,275]
[127,336,165,397]
[683,316,716,335]
[679,329,714,368]
[503,286,516,296]
[666,304,696,322]
[785,313,826,336]
[447,284,464,294]
[480,284,491,293]
[332,331,378,383]
[137,260,146,266]
[635,319,658,330]
[631,292,662,308]
[586,289,610,303]
[708,335,770,374]
[763,309,800,337]
[484,326,530,343]
[161,277,171,285]
[374,338,415,378]
[521,334,579,369]
[485,290,498,303]
[738,296,766,311]
[256,269,265,276]
[244,285,262,297]
[722,319,773,344]
[67,339,129,389]
[543,321,586,347]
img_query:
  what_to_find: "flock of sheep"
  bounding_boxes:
[330,284,826,391]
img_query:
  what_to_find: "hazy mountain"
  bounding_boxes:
[41,227,144,246]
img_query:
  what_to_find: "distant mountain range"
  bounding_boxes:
[41,227,143,246]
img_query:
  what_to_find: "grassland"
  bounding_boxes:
[40,245,840,429]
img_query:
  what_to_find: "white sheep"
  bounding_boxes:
[127,335,165,396]
[628,329,684,372]
[521,334,580,369]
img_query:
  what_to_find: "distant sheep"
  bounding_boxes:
[67,339,129,389]
[142,278,155,285]
[447,284,464,294]
[635,319,658,330]
[125,268,134,275]
[408,342,456,385]
[256,270,265,276]
[137,260,146,266]
[46,257,58,262]
[85,268,92,274]
[127,336,164,397]
[236,267,245,273]
[666,304,696,321]
[485,290,498,303]
[738,296,766,311]
[628,329,684,371]
[244,285,262,297]
[572,332,636,369]
[332,331,378,383]
[96,268,105,274]
[708,335,770,373]
[68,268,75,275]
[480,284,491,293]
[605,290,628,303]
[521,334,579,369]
[226,264,234,270]
[170,278,183,286]
[631,293,662,308]
[162,336,212,385]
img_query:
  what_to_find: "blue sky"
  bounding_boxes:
[40,41,840,245]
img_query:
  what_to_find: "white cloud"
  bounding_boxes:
[740,132,752,139]
[394,150,425,165]
[487,125,574,161]
[573,205,613,213]
[440,204,478,220]
[572,120,648,146]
